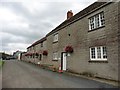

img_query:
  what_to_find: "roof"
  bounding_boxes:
[27,2,112,50]
[27,37,46,49]
[46,2,111,36]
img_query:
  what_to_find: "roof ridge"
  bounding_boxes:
[46,2,111,36]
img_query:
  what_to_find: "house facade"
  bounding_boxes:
[22,2,120,81]
[23,37,48,65]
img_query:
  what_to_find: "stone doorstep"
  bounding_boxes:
[63,71,119,87]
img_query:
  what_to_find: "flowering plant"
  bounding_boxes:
[30,53,32,56]
[65,45,73,53]
[25,53,29,56]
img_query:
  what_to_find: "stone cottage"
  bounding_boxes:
[22,2,120,81]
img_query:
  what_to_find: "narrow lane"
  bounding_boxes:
[2,60,116,88]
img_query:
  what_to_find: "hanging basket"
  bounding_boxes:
[65,45,73,53]
[29,53,32,56]
[25,53,29,56]
[42,50,48,56]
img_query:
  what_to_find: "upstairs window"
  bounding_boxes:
[90,46,107,60]
[89,12,105,30]
[41,42,43,47]
[53,34,58,42]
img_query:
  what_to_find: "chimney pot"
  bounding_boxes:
[67,10,73,19]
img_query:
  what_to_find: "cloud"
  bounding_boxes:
[0,0,96,54]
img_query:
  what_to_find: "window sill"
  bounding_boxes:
[52,60,58,61]
[53,41,58,44]
[88,60,108,63]
[88,26,105,32]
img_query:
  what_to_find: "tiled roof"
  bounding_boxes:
[27,2,112,49]
[46,2,111,36]
[27,37,46,49]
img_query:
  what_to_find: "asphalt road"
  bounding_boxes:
[2,60,117,88]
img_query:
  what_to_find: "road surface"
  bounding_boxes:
[2,60,117,88]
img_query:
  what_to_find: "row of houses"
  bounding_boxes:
[21,1,120,81]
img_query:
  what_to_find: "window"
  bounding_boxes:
[53,52,58,60]
[89,12,105,30]
[27,49,29,52]
[97,47,101,59]
[53,34,58,42]
[36,54,39,58]
[91,47,96,59]
[90,46,107,60]
[39,54,42,60]
[33,54,35,58]
[30,55,32,58]
[103,46,107,59]
[41,42,43,47]
[100,12,105,26]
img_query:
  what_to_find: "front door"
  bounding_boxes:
[61,52,67,71]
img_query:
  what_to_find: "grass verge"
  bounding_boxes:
[0,60,5,67]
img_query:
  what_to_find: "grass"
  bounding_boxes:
[0,60,5,67]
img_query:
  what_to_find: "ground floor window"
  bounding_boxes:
[33,54,35,58]
[39,54,42,60]
[90,46,107,60]
[53,52,58,60]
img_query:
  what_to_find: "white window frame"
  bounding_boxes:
[53,33,58,42]
[89,12,105,30]
[90,46,107,61]
[53,52,58,60]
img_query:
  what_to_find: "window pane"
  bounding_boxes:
[90,17,95,30]
[39,54,42,60]
[53,34,58,42]
[41,42,43,47]
[97,47,101,59]
[100,12,105,26]
[95,14,100,28]
[103,47,107,59]
[53,52,58,60]
[91,48,96,59]
[55,53,58,59]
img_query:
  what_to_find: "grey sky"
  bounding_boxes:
[0,0,96,54]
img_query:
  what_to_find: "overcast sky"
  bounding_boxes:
[0,0,97,55]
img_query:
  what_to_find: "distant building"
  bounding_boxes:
[13,50,23,60]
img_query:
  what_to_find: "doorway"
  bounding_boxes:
[61,52,67,71]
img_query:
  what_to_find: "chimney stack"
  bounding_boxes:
[67,10,73,19]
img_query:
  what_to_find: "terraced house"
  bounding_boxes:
[22,1,120,81]
[25,37,47,64]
